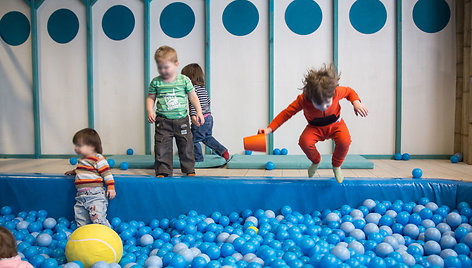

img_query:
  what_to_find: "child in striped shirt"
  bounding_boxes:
[65,128,115,227]
[181,63,229,162]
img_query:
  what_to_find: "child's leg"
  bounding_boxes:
[201,115,228,159]
[155,117,174,176]
[84,188,110,227]
[330,120,352,183]
[174,116,195,174]
[298,126,323,177]
[74,196,89,227]
[191,124,205,162]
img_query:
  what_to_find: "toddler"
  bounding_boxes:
[65,128,115,227]
[259,64,368,183]
[181,63,229,162]
[146,46,205,177]
[0,226,33,268]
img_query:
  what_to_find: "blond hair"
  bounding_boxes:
[154,45,178,63]
[303,64,340,104]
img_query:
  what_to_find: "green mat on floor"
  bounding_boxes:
[226,154,373,169]
[109,155,227,169]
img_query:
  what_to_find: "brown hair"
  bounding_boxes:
[73,128,103,154]
[302,64,340,104]
[154,46,178,63]
[181,64,205,87]
[0,226,17,258]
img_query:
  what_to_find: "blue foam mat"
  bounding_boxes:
[109,154,227,169]
[227,154,374,169]
[0,173,470,222]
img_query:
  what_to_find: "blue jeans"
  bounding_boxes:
[74,187,110,227]
[191,114,227,162]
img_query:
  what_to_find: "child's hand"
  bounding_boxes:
[107,189,116,200]
[64,169,76,176]
[258,127,272,135]
[353,100,368,117]
[191,116,198,126]
[195,113,205,127]
[148,112,156,123]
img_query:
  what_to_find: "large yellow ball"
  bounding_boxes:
[65,224,123,268]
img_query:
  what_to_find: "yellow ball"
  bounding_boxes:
[247,226,259,234]
[66,224,123,268]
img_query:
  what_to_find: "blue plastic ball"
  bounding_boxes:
[245,150,252,155]
[402,153,410,161]
[450,155,459,163]
[273,148,281,155]
[443,256,461,267]
[280,148,288,155]
[394,153,402,160]
[107,159,115,168]
[120,162,129,170]
[265,161,275,170]
[169,254,186,268]
[40,258,58,268]
[191,256,207,268]
[69,157,78,165]
[30,254,46,267]
[412,168,423,178]
[126,148,134,155]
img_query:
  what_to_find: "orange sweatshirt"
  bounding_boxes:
[268,86,360,131]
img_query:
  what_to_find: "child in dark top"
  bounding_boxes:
[181,63,230,162]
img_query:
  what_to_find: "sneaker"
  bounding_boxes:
[156,174,168,178]
[222,150,230,161]
[187,173,196,176]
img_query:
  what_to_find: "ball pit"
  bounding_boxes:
[2,197,472,268]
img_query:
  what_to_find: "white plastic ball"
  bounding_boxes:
[350,209,364,219]
[326,213,340,222]
[364,223,379,235]
[245,216,258,226]
[190,247,201,257]
[331,245,350,261]
[400,252,416,266]
[425,202,439,212]
[440,248,458,259]
[178,248,194,263]
[348,241,365,255]
[341,222,355,233]
[350,229,365,240]
[363,199,376,210]
[275,215,284,222]
[427,255,444,267]
[144,256,163,268]
[204,218,215,224]
[197,254,210,263]
[365,213,381,225]
[173,243,188,253]
[232,253,243,261]
[264,210,275,219]
[140,234,154,246]
[383,236,399,250]
[437,223,452,234]
[375,242,394,257]
[413,205,425,214]
[226,234,239,244]
[385,210,397,219]
[243,253,257,262]
[424,228,441,242]
[217,232,230,243]
[379,226,393,236]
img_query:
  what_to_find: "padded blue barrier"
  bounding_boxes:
[109,155,227,169]
[0,173,471,222]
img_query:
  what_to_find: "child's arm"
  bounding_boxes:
[96,157,116,200]
[337,87,368,117]
[188,91,205,126]
[258,95,303,134]
[146,94,157,123]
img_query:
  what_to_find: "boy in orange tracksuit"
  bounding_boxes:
[258,64,368,183]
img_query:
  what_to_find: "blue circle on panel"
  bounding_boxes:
[102,5,135,41]
[0,11,30,46]
[47,9,79,44]
[413,0,450,33]
[349,0,387,34]
[285,0,323,35]
[160,2,195,38]
[223,0,259,36]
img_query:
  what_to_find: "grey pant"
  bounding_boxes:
[155,116,195,176]
[74,187,110,227]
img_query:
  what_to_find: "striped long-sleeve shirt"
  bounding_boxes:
[189,85,211,116]
[75,154,115,190]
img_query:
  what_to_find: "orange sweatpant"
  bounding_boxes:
[298,119,351,168]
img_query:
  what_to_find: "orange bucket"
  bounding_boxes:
[243,134,267,152]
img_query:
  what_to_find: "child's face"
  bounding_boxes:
[74,142,95,157]
[313,98,333,111]
[157,60,179,80]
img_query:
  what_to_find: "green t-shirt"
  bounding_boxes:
[148,74,194,119]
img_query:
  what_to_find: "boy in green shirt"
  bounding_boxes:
[146,46,205,177]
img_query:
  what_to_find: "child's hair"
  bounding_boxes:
[73,128,103,154]
[302,64,340,104]
[154,46,178,63]
[0,226,17,258]
[181,63,205,87]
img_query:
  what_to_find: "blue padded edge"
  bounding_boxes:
[227,154,374,169]
[0,173,470,222]
[109,154,227,169]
